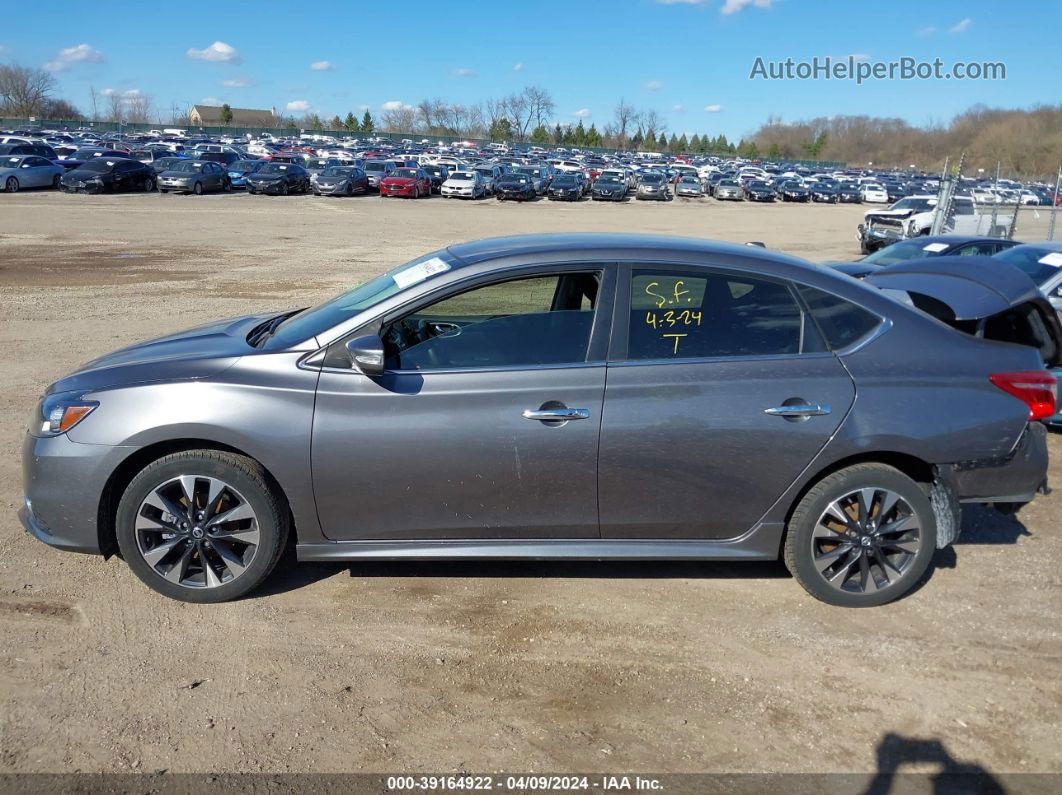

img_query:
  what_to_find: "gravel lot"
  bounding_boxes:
[0,191,1059,778]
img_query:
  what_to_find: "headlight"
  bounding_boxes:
[38,393,98,436]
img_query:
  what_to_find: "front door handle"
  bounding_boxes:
[522,408,590,421]
[764,403,831,418]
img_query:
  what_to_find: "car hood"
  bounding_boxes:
[382,176,415,184]
[249,173,284,180]
[159,170,196,178]
[62,168,109,179]
[48,312,272,395]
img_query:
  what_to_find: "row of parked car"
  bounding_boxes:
[3,127,1060,211]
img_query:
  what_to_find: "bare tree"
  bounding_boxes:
[106,92,125,123]
[612,100,638,148]
[381,104,418,133]
[0,65,57,117]
[88,85,100,121]
[126,93,153,124]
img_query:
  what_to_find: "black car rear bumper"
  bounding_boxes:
[939,422,1049,504]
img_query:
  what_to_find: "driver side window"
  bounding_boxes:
[383,272,600,371]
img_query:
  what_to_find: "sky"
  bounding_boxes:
[3,0,1058,139]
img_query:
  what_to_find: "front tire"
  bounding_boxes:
[5,177,18,193]
[116,450,289,603]
[192,181,203,195]
[783,463,936,607]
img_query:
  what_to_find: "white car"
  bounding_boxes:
[441,170,486,199]
[860,183,889,203]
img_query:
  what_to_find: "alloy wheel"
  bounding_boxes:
[6,177,17,193]
[811,487,922,595]
[135,475,261,589]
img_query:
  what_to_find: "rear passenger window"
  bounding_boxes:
[627,269,820,360]
[797,285,882,349]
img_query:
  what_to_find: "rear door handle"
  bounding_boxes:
[522,408,590,421]
[764,404,831,417]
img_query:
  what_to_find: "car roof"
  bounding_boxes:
[1006,241,1062,253]
[446,233,812,271]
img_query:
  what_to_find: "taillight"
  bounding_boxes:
[990,371,1058,421]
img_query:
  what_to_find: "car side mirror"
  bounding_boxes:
[345,335,385,376]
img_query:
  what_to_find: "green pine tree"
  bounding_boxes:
[574,120,587,146]
[553,123,564,145]
[360,110,374,133]
[530,125,551,145]
[677,133,689,152]
[586,124,602,148]
[344,112,360,132]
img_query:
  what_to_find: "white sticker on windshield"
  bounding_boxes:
[922,242,949,252]
[393,257,451,289]
[1037,252,1062,267]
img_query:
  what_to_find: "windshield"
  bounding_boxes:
[308,159,332,168]
[79,160,115,172]
[258,163,289,174]
[322,166,353,177]
[994,246,1062,286]
[863,239,951,266]
[597,177,622,186]
[169,161,203,173]
[450,172,474,180]
[268,251,457,347]
[890,198,934,211]
[505,174,530,183]
[364,161,387,172]
[641,174,663,184]
[231,160,260,171]
[394,168,419,178]
[554,175,578,185]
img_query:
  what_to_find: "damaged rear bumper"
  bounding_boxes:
[939,422,1049,505]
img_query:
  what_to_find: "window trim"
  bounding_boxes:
[610,261,825,364]
[323,262,617,375]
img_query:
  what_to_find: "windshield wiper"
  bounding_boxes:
[247,309,303,348]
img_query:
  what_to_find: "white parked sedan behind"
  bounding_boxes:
[860,183,889,203]
[441,170,487,199]
[0,155,65,192]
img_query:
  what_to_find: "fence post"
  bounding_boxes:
[989,161,1000,236]
[1048,167,1062,241]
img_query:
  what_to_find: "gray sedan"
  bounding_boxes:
[20,236,1058,606]
[157,160,229,195]
[1,155,64,192]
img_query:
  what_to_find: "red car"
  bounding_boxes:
[380,167,432,198]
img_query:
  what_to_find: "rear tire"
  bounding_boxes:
[784,463,937,607]
[116,450,289,603]
[5,177,18,193]
[193,181,203,195]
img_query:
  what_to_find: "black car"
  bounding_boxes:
[591,176,627,201]
[421,164,450,193]
[809,183,839,203]
[197,151,241,167]
[829,235,1021,279]
[778,180,810,202]
[59,157,156,193]
[838,184,862,203]
[495,172,536,201]
[744,181,776,202]
[547,173,584,201]
[246,162,311,195]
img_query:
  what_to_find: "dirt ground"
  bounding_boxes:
[0,191,1059,779]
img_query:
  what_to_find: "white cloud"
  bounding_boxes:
[949,17,972,33]
[644,79,663,91]
[381,100,413,111]
[572,108,591,118]
[672,104,685,112]
[222,77,253,88]
[100,88,117,96]
[44,43,104,72]
[721,0,773,13]
[915,25,937,36]
[201,97,222,105]
[452,67,476,77]
[286,100,311,112]
[704,104,723,112]
[187,41,241,64]
[310,60,335,71]
[512,62,524,72]
[122,89,141,97]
